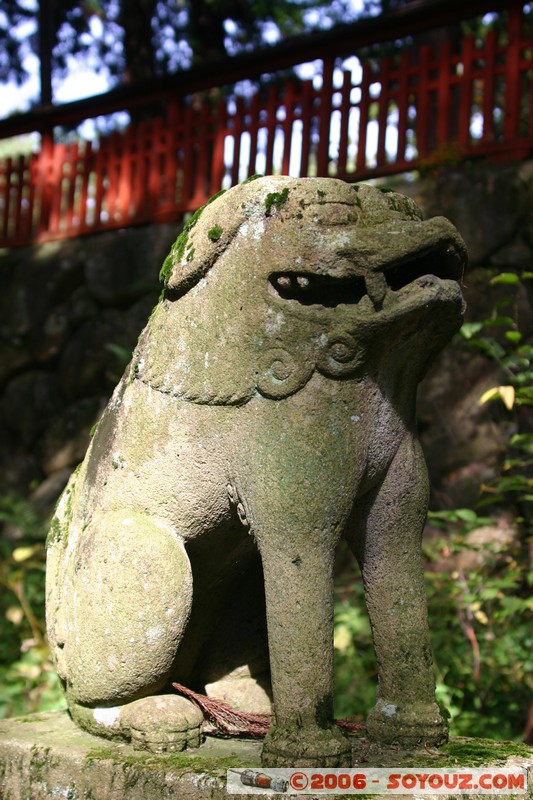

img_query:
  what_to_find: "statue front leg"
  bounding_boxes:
[233,391,360,766]
[349,434,448,747]
[256,525,351,767]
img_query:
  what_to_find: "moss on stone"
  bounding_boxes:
[46,517,62,547]
[159,188,227,285]
[158,252,174,285]
[439,738,533,766]
[84,746,252,777]
[352,185,363,208]
[265,188,290,215]
[13,714,52,724]
[349,734,532,771]
[158,206,205,284]
[207,224,223,242]
[206,188,226,205]
[241,173,263,184]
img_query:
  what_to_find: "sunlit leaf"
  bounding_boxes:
[460,322,483,339]
[490,272,519,285]
[479,385,515,409]
[455,508,479,523]
[5,607,23,625]
[12,546,37,563]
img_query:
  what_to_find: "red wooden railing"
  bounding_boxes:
[0,0,531,248]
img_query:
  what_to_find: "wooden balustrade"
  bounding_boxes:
[0,0,531,247]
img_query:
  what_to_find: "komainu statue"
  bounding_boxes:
[46,176,466,767]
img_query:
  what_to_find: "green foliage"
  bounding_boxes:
[334,518,532,740]
[334,577,377,720]
[0,495,66,719]
[425,511,533,740]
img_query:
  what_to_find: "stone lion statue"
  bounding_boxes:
[46,176,466,766]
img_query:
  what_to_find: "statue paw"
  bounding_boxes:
[366,699,448,748]
[119,695,204,753]
[261,724,351,767]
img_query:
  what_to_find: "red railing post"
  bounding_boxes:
[298,79,315,177]
[457,35,475,150]
[396,51,412,166]
[436,40,453,148]
[356,62,372,173]
[416,45,432,158]
[481,28,497,143]
[37,129,54,240]
[316,56,334,176]
[337,69,352,177]
[504,0,523,141]
[376,57,391,167]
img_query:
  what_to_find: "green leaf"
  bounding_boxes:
[510,433,533,449]
[455,508,479,523]
[487,316,515,328]
[490,272,520,285]
[505,331,522,344]
[460,322,483,339]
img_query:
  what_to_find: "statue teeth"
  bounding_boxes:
[276,275,292,289]
[364,273,389,310]
[296,275,310,289]
[357,295,374,313]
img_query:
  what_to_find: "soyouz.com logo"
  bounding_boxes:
[226,767,528,794]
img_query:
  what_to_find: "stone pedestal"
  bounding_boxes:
[0,711,532,799]
[0,710,260,800]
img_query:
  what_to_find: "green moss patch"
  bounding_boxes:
[265,188,290,215]
[84,744,260,780]
[350,734,532,770]
[159,188,227,285]
[439,737,533,767]
[208,224,223,242]
[241,173,263,184]
[45,517,62,547]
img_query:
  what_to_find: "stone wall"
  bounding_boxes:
[0,162,532,523]
[0,224,178,518]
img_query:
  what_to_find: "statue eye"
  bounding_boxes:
[270,273,367,307]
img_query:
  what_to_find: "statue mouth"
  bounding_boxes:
[270,245,464,312]
[271,272,367,307]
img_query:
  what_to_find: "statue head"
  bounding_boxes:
[136,176,466,403]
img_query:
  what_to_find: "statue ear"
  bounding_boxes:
[159,188,244,294]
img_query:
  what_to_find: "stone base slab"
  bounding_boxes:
[0,711,532,799]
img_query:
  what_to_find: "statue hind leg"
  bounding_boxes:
[46,509,203,751]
